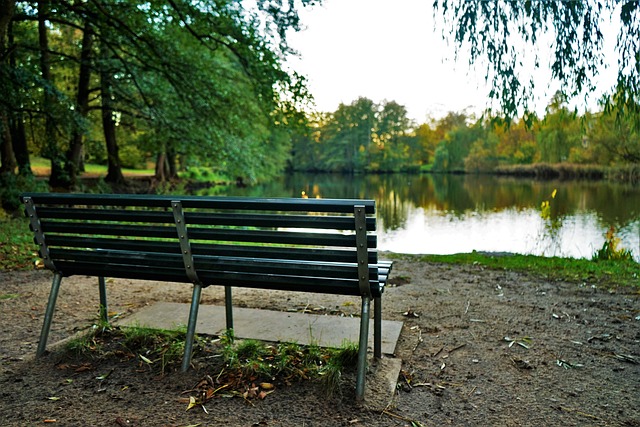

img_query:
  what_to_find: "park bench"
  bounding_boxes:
[21,193,392,400]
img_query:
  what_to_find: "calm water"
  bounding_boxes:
[201,173,640,261]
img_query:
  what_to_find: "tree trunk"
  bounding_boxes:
[167,148,177,179]
[0,112,16,174]
[100,43,124,185]
[0,0,16,175]
[154,151,167,181]
[10,114,30,175]
[66,22,93,186]
[38,1,67,187]
[7,15,31,176]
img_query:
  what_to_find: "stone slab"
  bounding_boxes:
[118,302,403,354]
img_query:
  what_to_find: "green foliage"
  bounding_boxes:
[540,189,557,221]
[431,143,449,172]
[180,167,230,183]
[290,98,419,173]
[65,332,103,357]
[290,92,637,176]
[592,227,635,262]
[319,342,358,397]
[1,0,320,186]
[433,1,640,123]
[586,94,640,164]
[64,325,193,373]
[219,332,358,395]
[537,92,583,163]
[0,173,48,212]
[0,215,39,270]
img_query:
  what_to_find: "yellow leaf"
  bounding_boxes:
[186,396,197,411]
[551,189,557,199]
[259,382,274,390]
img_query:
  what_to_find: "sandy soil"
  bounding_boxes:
[1,255,639,426]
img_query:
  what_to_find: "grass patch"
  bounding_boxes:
[213,335,358,402]
[30,156,154,177]
[386,252,639,288]
[61,325,359,400]
[64,325,194,374]
[219,333,356,392]
[0,216,40,270]
[0,293,20,300]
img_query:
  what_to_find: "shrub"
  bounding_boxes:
[592,226,634,261]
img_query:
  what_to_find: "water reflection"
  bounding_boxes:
[216,173,640,261]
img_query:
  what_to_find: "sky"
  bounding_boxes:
[284,0,620,123]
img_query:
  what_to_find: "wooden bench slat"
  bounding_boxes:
[42,236,380,264]
[53,261,383,297]
[191,244,379,264]
[50,249,380,281]
[22,193,376,214]
[34,207,175,223]
[187,228,377,248]
[40,222,377,248]
[35,208,377,231]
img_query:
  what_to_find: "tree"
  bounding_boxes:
[0,0,16,175]
[434,1,640,121]
[465,131,499,173]
[1,0,320,189]
[373,101,414,171]
[38,0,69,186]
[493,115,539,164]
[322,97,376,172]
[586,93,640,164]
[537,92,582,163]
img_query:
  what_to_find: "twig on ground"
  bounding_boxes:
[449,343,466,354]
[432,346,444,358]
[413,327,423,352]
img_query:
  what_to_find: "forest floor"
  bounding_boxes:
[1,255,639,426]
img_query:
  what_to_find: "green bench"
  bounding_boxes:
[21,193,393,400]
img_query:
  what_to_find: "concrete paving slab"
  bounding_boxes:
[118,302,403,354]
[364,356,403,411]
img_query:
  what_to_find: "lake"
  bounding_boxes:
[201,173,640,262]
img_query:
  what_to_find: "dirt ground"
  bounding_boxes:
[1,254,639,426]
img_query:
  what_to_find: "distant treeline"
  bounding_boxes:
[289,92,639,181]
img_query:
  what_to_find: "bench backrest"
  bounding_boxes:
[21,193,382,297]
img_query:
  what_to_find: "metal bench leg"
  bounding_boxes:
[37,273,62,357]
[374,296,382,359]
[224,286,233,331]
[181,283,203,372]
[98,277,108,325]
[355,295,371,401]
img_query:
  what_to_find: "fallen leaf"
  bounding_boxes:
[613,354,639,364]
[186,396,197,411]
[139,354,153,364]
[96,369,114,380]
